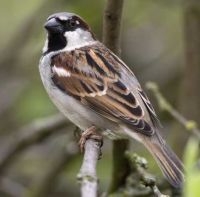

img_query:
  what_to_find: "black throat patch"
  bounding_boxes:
[44,33,67,55]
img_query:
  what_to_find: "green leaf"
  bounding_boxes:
[183,137,200,197]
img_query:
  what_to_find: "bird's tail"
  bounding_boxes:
[143,133,184,188]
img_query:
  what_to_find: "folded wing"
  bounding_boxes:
[51,43,159,136]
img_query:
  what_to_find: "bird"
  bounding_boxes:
[39,12,184,188]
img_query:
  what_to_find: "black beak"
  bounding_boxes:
[44,18,63,34]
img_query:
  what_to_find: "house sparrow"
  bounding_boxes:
[39,12,184,188]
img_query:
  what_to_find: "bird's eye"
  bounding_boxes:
[68,19,76,28]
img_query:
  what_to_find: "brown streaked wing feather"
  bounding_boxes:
[51,50,108,97]
[137,88,161,128]
[83,93,153,136]
[51,44,154,136]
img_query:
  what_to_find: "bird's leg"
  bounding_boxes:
[79,126,103,154]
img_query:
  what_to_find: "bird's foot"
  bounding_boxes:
[79,126,103,156]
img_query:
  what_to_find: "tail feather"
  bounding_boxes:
[143,134,184,188]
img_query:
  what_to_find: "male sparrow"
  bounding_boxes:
[39,12,184,188]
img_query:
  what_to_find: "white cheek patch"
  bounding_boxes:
[63,28,96,51]
[52,66,71,77]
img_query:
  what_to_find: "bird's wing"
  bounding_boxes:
[51,43,159,136]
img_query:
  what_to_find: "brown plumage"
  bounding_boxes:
[50,43,184,187]
[51,45,151,130]
[40,12,184,188]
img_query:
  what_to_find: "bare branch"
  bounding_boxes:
[28,138,78,197]
[0,114,70,174]
[103,0,124,54]
[126,152,169,197]
[77,139,102,197]
[146,82,200,140]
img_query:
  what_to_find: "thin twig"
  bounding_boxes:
[126,152,169,197]
[27,136,78,197]
[77,139,102,197]
[146,82,200,140]
[0,114,70,174]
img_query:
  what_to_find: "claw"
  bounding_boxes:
[78,126,103,155]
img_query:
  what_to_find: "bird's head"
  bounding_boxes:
[43,12,96,54]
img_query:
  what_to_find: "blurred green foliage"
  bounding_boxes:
[0,0,199,196]
[184,137,200,197]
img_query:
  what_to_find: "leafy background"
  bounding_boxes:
[0,0,199,196]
